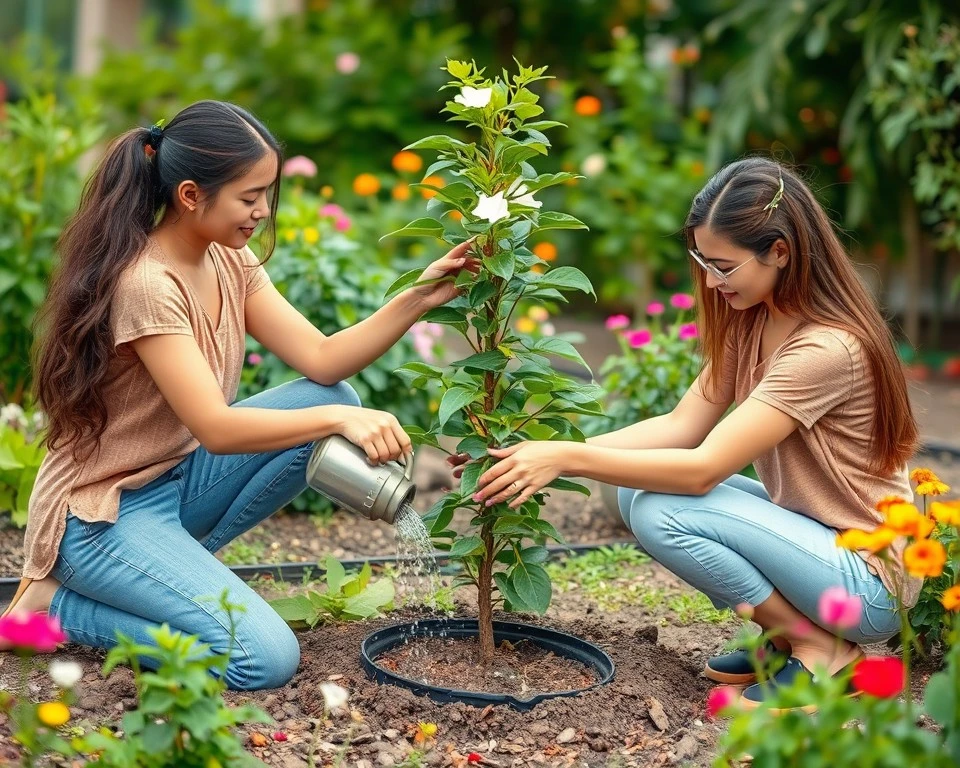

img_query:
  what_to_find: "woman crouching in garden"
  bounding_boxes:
[469,157,919,711]
[0,99,476,690]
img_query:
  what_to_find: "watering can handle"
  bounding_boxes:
[402,449,415,482]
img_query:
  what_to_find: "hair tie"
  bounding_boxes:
[145,120,166,158]
[763,171,784,213]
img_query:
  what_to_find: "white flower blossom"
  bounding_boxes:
[319,682,350,711]
[581,153,607,177]
[48,660,83,689]
[471,191,510,224]
[453,86,492,109]
[0,403,27,431]
[506,178,542,209]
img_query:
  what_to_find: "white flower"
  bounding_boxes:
[453,86,492,109]
[541,322,556,337]
[506,178,542,209]
[0,403,27,431]
[48,660,83,689]
[471,191,510,224]
[319,682,350,711]
[581,153,607,177]
[335,52,360,74]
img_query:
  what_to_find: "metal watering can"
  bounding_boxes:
[304,435,415,525]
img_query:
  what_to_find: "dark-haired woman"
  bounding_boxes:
[465,158,919,710]
[1,100,475,690]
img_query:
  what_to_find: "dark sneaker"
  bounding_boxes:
[740,654,863,714]
[704,640,787,685]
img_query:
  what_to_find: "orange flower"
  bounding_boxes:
[391,183,411,201]
[320,185,334,198]
[916,480,950,497]
[420,175,445,199]
[910,468,940,484]
[694,107,712,123]
[903,539,947,578]
[532,242,557,262]
[884,502,935,538]
[875,495,907,514]
[931,501,960,526]
[353,173,381,196]
[836,528,898,553]
[574,95,602,116]
[531,264,545,274]
[448,210,463,221]
[942,585,960,611]
[391,151,422,174]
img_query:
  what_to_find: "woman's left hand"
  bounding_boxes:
[472,442,569,509]
[410,239,480,311]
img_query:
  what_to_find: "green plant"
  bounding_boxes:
[269,555,395,628]
[390,59,602,663]
[83,591,271,767]
[0,404,47,527]
[583,300,701,436]
[0,90,102,403]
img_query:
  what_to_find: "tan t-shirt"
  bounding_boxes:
[718,308,921,608]
[22,240,271,580]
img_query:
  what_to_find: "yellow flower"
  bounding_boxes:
[303,227,320,245]
[283,228,297,242]
[942,585,960,611]
[931,501,960,526]
[836,527,898,553]
[418,722,437,737]
[874,495,907,514]
[910,468,940,484]
[37,701,70,728]
[884,502,935,539]
[916,481,951,497]
[532,242,558,262]
[353,173,381,196]
[516,317,537,334]
[391,151,423,174]
[420,175,445,199]
[903,539,947,579]
[528,306,550,322]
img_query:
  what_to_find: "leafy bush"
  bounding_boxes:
[0,403,47,528]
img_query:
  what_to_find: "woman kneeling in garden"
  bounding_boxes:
[0,99,474,690]
[471,157,919,710]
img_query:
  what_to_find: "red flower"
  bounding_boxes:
[467,754,483,764]
[706,686,738,718]
[852,656,905,698]
[272,731,288,742]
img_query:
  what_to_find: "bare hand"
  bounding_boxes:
[472,442,568,509]
[336,406,413,465]
[411,239,480,311]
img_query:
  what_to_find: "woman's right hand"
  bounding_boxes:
[335,406,412,465]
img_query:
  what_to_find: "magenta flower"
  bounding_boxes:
[282,155,317,178]
[646,301,665,316]
[247,353,263,366]
[0,612,66,653]
[678,323,698,340]
[706,686,738,719]
[670,293,695,310]
[817,586,862,629]
[605,314,630,331]
[319,203,344,217]
[625,329,652,348]
[334,215,352,232]
[335,52,360,74]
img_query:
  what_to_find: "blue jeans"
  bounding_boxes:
[49,378,361,690]
[618,474,900,644]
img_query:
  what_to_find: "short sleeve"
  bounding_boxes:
[749,330,856,429]
[111,259,193,348]
[240,246,271,298]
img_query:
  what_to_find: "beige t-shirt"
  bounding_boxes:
[22,240,271,580]
[718,308,921,608]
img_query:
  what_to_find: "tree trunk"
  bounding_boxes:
[477,524,495,664]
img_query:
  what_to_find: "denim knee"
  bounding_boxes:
[288,377,361,409]
[226,615,301,691]
[619,490,678,555]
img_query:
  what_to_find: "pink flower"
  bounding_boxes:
[334,215,352,232]
[605,314,630,331]
[247,353,263,366]
[335,52,360,74]
[817,586,862,630]
[625,329,652,348]
[670,293,695,310]
[272,732,288,742]
[706,686,738,719]
[646,301,665,316]
[540,322,556,337]
[734,602,754,620]
[319,203,344,217]
[678,322,698,340]
[424,322,444,339]
[0,612,66,653]
[282,155,317,178]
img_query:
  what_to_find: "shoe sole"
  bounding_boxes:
[703,665,757,685]
[738,689,863,715]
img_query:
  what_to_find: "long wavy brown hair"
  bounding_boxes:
[685,157,917,476]
[33,100,283,462]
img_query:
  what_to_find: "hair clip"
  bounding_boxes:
[763,172,784,212]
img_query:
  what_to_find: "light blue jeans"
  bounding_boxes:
[49,378,361,690]
[618,474,901,643]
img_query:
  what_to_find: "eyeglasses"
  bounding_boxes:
[688,249,757,285]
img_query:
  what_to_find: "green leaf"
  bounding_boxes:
[534,211,589,231]
[383,268,423,299]
[529,337,591,373]
[510,563,551,614]
[518,545,550,564]
[268,595,314,624]
[535,266,596,298]
[448,535,484,557]
[324,555,347,593]
[456,435,490,459]
[460,461,484,496]
[487,250,516,282]
[343,577,395,619]
[380,218,445,241]
[439,386,477,427]
[420,306,468,325]
[404,135,471,153]
[403,425,441,450]
[450,350,509,373]
[545,477,591,496]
